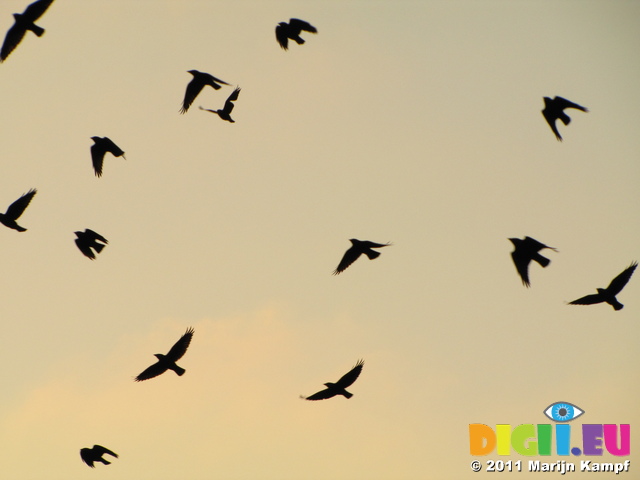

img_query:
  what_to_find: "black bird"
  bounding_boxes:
[0,0,54,62]
[509,236,557,287]
[568,262,637,311]
[302,359,364,401]
[542,96,588,141]
[74,229,108,260]
[180,70,230,114]
[135,327,194,381]
[275,18,317,50]
[333,239,391,275]
[80,445,118,468]
[90,136,125,177]
[0,188,36,232]
[199,87,241,123]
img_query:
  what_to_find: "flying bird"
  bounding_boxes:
[199,87,241,123]
[275,18,317,50]
[333,239,391,275]
[0,0,54,62]
[74,229,108,260]
[90,136,125,177]
[80,445,118,468]
[302,359,364,400]
[180,70,230,114]
[135,327,194,381]
[542,96,588,141]
[0,188,36,232]
[509,236,557,287]
[568,262,637,311]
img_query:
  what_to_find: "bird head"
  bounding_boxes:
[324,382,335,388]
[508,238,519,246]
[187,70,200,76]
[154,354,166,360]
[90,136,101,142]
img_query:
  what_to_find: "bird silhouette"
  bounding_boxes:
[509,236,557,287]
[199,87,241,123]
[90,136,125,177]
[568,262,637,311]
[333,239,391,275]
[302,359,364,400]
[180,70,230,114]
[80,445,118,468]
[0,188,36,232]
[542,96,588,141]
[74,229,108,260]
[135,327,194,381]
[275,18,317,50]
[0,0,54,62]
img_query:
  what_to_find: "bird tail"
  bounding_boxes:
[100,459,111,465]
[533,254,550,268]
[93,243,106,253]
[294,36,305,45]
[559,112,571,126]
[364,250,381,260]
[342,391,353,399]
[173,365,186,376]
[612,301,624,311]
[29,25,45,37]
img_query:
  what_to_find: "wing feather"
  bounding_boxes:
[333,246,361,275]
[134,361,167,382]
[289,18,317,33]
[304,388,336,401]
[606,262,637,295]
[568,294,604,306]
[5,189,36,220]
[335,359,364,389]
[166,327,194,361]
[23,0,55,21]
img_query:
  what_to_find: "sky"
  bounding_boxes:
[0,0,639,478]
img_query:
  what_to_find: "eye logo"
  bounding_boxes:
[543,402,584,422]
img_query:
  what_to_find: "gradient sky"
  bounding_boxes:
[0,1,639,479]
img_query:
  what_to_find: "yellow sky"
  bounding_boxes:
[0,1,638,478]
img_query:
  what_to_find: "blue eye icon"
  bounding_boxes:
[543,402,584,422]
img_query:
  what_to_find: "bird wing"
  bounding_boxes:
[289,18,317,33]
[511,251,531,287]
[568,293,604,306]
[134,360,167,381]
[222,87,241,114]
[23,0,55,21]
[165,327,194,362]
[5,189,36,220]
[75,237,96,259]
[275,24,289,50]
[181,77,205,113]
[198,106,217,114]
[91,143,105,176]
[0,23,27,62]
[542,109,562,141]
[333,245,361,275]
[80,448,95,467]
[207,74,230,87]
[335,359,364,389]
[523,236,555,252]
[362,241,391,249]
[92,444,118,459]
[304,387,336,401]
[85,229,108,244]
[606,262,637,295]
[102,137,125,158]
[554,96,588,112]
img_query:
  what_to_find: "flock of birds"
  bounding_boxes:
[0,0,635,472]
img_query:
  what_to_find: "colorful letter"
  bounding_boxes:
[469,424,496,455]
